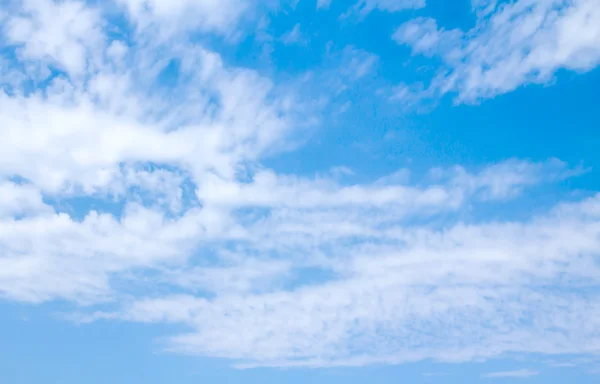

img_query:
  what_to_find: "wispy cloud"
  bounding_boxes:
[73,192,600,367]
[482,369,540,378]
[393,0,600,103]
[317,0,333,9]
[422,372,449,377]
[281,24,306,45]
[352,0,426,17]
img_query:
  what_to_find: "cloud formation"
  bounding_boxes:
[1,0,600,371]
[78,193,600,367]
[482,369,540,378]
[394,0,600,102]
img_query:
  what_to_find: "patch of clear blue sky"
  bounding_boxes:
[201,0,600,192]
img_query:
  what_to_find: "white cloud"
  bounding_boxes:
[422,372,449,377]
[116,0,254,37]
[393,17,463,58]
[338,46,379,80]
[0,0,298,303]
[353,0,426,16]
[0,180,51,218]
[4,0,103,77]
[483,369,540,378]
[195,158,579,211]
[73,191,600,367]
[281,23,305,45]
[317,0,333,9]
[0,154,573,305]
[164,258,293,295]
[470,0,500,17]
[286,44,380,114]
[0,203,225,303]
[115,0,302,39]
[394,0,600,102]
[307,45,379,99]
[1,11,295,194]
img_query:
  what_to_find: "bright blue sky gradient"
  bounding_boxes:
[1,0,600,382]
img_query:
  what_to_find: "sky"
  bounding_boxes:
[1,0,600,383]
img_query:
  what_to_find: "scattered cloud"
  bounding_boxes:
[422,372,449,377]
[393,17,462,58]
[352,0,426,17]
[116,0,255,37]
[394,0,600,102]
[73,191,600,367]
[338,46,379,80]
[317,0,333,9]
[4,0,103,77]
[482,369,540,378]
[281,23,306,45]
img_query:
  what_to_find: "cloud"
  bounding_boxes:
[393,17,463,58]
[353,0,426,17]
[394,0,600,102]
[1,1,297,195]
[74,191,600,367]
[317,0,332,9]
[195,158,581,211]
[4,0,103,77]
[422,372,449,377]
[338,46,379,80]
[0,202,218,303]
[0,180,52,218]
[0,156,575,304]
[0,0,299,303]
[287,44,380,115]
[482,369,540,378]
[163,259,293,295]
[281,23,305,45]
[116,0,254,37]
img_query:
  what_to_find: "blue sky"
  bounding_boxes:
[1,0,600,382]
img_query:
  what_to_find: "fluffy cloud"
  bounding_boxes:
[0,0,296,302]
[394,0,600,102]
[0,204,209,303]
[1,1,295,194]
